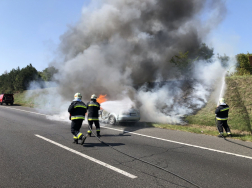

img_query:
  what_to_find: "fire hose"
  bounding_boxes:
[86,124,202,188]
[215,116,252,149]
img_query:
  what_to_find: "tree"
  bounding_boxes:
[217,53,230,68]
[195,43,214,62]
[235,53,252,75]
[40,66,58,81]
[170,51,192,72]
[170,43,215,74]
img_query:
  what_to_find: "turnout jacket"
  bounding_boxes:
[87,99,100,121]
[68,101,87,120]
[215,103,229,121]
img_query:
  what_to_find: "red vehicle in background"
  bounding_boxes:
[0,94,14,105]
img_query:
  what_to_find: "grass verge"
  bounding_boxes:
[150,123,252,142]
[14,88,51,108]
[184,75,252,142]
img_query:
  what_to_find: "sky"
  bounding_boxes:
[0,0,251,75]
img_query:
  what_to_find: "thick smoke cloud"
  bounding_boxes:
[32,0,229,123]
[54,0,226,99]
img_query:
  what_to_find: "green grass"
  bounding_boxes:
[14,91,35,107]
[182,75,252,142]
[150,123,252,142]
[186,75,252,133]
[14,88,50,108]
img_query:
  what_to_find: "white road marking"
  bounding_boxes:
[0,105,46,116]
[35,134,137,179]
[1,106,252,160]
[102,126,252,160]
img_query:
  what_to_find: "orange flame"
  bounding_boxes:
[97,94,107,104]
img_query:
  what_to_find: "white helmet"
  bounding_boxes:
[219,98,225,104]
[91,94,97,99]
[74,93,82,99]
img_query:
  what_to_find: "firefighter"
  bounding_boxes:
[215,98,231,137]
[87,94,101,137]
[68,93,87,144]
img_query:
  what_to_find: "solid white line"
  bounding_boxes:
[0,105,46,116]
[102,126,252,160]
[2,106,252,160]
[35,134,137,179]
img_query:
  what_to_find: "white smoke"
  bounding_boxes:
[135,57,237,123]
[101,97,134,114]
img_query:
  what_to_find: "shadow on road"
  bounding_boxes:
[0,103,21,106]
[91,134,131,137]
[117,122,155,134]
[224,136,252,150]
[83,142,125,147]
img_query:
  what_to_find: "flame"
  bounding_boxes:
[97,94,107,104]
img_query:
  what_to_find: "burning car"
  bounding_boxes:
[99,108,140,125]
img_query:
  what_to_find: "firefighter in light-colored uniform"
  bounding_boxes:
[215,98,231,137]
[87,94,101,137]
[68,93,87,144]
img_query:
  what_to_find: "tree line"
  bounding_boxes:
[0,64,58,94]
[170,43,252,76]
[1,46,251,94]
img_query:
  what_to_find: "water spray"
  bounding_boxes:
[217,71,227,106]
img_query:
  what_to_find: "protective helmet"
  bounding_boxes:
[74,93,82,99]
[219,98,225,104]
[91,94,97,99]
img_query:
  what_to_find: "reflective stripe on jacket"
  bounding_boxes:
[87,100,100,121]
[88,117,99,121]
[68,101,87,120]
[71,115,85,120]
[215,104,229,121]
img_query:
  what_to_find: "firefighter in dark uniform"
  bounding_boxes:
[215,98,231,137]
[68,93,87,144]
[87,94,101,137]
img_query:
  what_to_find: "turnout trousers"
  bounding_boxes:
[87,120,100,135]
[71,119,84,136]
[217,120,231,134]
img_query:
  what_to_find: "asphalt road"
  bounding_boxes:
[1,105,252,188]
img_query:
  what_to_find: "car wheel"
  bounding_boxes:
[10,102,13,105]
[108,115,116,125]
[0,102,2,105]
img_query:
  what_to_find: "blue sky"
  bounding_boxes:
[206,0,252,56]
[0,0,90,75]
[0,0,251,75]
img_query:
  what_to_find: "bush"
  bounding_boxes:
[235,53,252,75]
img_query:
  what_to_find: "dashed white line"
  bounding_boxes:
[2,106,252,160]
[35,134,137,179]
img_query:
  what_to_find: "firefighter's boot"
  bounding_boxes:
[73,136,78,144]
[87,130,92,137]
[73,139,78,144]
[80,135,87,145]
[218,133,224,138]
[97,131,101,138]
